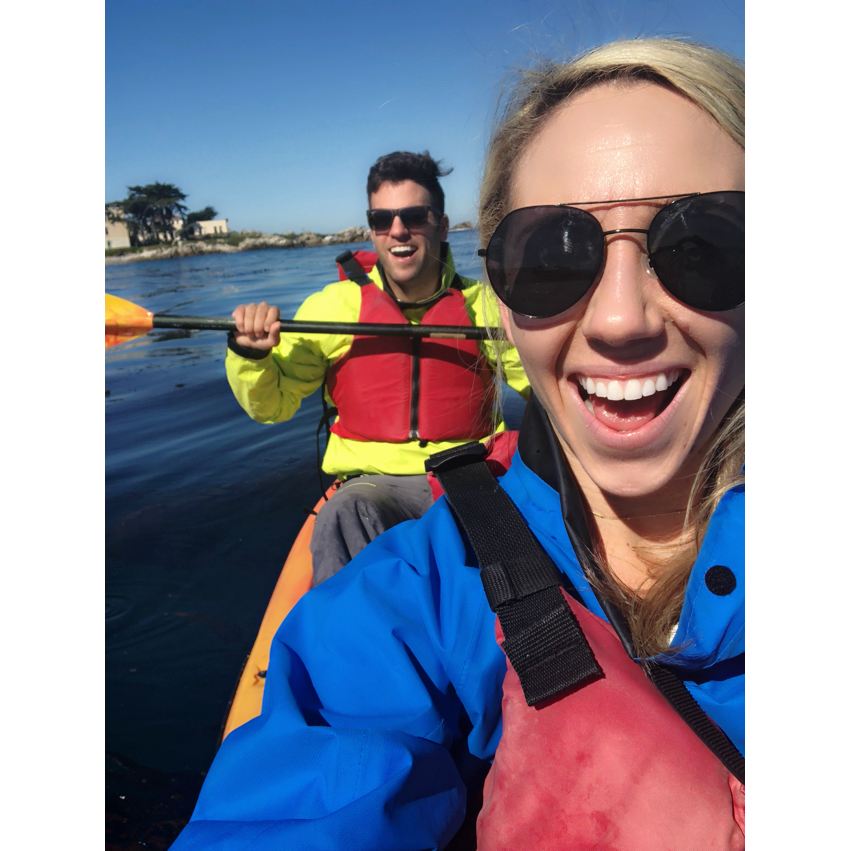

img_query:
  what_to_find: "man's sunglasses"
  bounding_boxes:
[479,191,744,318]
[367,205,442,233]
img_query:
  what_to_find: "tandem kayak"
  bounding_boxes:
[218,432,520,741]
[220,484,337,740]
[219,252,380,740]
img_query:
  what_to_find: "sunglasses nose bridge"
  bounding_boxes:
[601,227,650,238]
[580,230,665,346]
[386,211,412,237]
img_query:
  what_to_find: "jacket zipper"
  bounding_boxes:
[409,338,420,440]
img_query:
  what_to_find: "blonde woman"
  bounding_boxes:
[175,38,745,851]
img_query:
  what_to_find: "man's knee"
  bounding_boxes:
[309,476,433,587]
[315,484,386,535]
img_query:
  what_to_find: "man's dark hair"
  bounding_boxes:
[366,150,453,213]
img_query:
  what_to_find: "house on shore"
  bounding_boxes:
[105,207,131,249]
[105,209,229,247]
[188,219,229,237]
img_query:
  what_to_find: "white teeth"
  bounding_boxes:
[584,398,595,414]
[624,379,642,401]
[580,370,684,401]
[606,380,625,401]
[390,246,415,256]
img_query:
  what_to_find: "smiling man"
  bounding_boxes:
[226,151,529,585]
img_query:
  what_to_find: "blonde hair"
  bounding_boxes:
[479,38,745,657]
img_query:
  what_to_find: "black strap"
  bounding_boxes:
[647,662,745,784]
[518,396,638,654]
[335,250,372,286]
[315,377,337,501]
[426,443,603,705]
[426,440,745,785]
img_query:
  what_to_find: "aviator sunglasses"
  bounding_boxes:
[367,205,443,233]
[479,191,745,317]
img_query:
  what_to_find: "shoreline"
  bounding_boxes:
[105,226,474,264]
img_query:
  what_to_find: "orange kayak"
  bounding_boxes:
[220,484,337,740]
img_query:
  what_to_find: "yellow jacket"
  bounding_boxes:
[226,246,529,478]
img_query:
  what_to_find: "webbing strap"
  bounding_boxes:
[426,438,745,785]
[426,443,602,705]
[647,662,745,784]
[335,250,372,286]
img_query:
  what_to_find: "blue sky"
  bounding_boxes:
[106,0,744,234]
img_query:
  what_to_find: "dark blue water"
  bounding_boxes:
[105,231,526,847]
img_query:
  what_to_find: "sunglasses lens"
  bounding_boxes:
[648,191,745,312]
[485,206,603,318]
[399,207,430,228]
[367,210,392,231]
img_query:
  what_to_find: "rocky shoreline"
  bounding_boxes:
[105,225,474,264]
[105,226,373,264]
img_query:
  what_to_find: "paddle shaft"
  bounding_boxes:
[152,315,498,340]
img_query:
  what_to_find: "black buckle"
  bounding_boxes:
[424,440,486,474]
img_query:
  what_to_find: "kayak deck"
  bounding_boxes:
[221,485,336,740]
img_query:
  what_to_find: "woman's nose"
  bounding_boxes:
[579,236,665,348]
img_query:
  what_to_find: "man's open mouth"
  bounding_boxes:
[389,245,417,258]
[575,370,686,433]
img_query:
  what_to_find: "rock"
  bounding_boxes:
[106,224,373,264]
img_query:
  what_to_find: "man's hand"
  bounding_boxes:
[232,302,282,350]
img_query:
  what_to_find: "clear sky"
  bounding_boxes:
[106,0,744,235]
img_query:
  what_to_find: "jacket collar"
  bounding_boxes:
[372,242,459,309]
[517,394,638,654]
[516,394,745,665]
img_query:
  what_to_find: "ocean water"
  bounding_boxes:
[104,231,526,847]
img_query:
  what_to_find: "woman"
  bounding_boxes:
[175,37,745,850]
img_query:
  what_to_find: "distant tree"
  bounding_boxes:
[108,182,189,245]
[186,206,218,224]
[181,206,219,238]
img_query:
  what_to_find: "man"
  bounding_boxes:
[226,151,529,585]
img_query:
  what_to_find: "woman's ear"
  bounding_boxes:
[497,299,516,346]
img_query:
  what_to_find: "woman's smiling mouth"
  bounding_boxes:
[574,370,687,434]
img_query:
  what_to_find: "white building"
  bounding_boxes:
[105,208,131,249]
[192,219,229,237]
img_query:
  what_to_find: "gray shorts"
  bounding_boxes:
[309,473,434,587]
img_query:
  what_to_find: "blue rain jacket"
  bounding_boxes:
[174,446,744,850]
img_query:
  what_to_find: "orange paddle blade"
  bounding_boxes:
[105,294,154,348]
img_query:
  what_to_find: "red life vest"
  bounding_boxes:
[476,588,746,850]
[336,250,377,281]
[326,282,494,443]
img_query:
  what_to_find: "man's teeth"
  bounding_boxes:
[580,370,682,401]
[390,246,415,256]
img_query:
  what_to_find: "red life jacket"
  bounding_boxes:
[476,588,745,850]
[427,439,745,851]
[336,250,377,282]
[326,281,494,443]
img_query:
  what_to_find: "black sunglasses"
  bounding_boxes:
[367,205,442,233]
[479,191,744,317]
